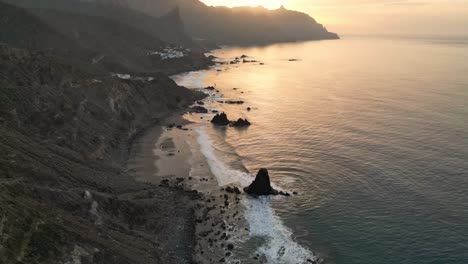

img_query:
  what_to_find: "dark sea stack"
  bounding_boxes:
[244,169,279,196]
[231,118,251,127]
[211,113,230,126]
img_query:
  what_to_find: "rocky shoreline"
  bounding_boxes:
[125,111,250,263]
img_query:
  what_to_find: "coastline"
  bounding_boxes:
[162,50,324,264]
[127,107,249,263]
[124,51,321,263]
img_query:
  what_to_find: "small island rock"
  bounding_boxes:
[244,168,279,196]
[231,118,251,127]
[211,113,230,126]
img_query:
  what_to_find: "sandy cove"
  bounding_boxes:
[127,113,249,264]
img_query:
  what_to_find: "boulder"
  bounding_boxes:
[211,113,230,126]
[231,118,251,127]
[244,168,278,196]
[225,186,241,194]
[190,106,208,113]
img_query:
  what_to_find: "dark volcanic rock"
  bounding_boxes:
[244,168,279,196]
[204,86,216,90]
[190,106,209,113]
[211,113,230,126]
[230,118,251,127]
[224,100,244,104]
[225,186,241,194]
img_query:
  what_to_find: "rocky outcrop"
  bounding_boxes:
[211,113,251,127]
[211,113,230,126]
[231,118,251,127]
[244,168,279,196]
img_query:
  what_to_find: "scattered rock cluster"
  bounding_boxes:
[211,113,251,127]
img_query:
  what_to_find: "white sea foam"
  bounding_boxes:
[196,127,317,263]
[244,197,318,264]
[196,127,252,186]
[172,71,209,89]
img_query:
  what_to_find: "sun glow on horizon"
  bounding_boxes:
[200,0,468,36]
[201,0,287,10]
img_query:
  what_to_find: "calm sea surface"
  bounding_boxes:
[175,36,468,264]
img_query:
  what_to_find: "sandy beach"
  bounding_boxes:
[127,111,249,263]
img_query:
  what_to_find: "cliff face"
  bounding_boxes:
[0,42,205,264]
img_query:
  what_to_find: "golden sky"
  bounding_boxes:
[201,0,468,36]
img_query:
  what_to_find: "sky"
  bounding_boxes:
[200,0,468,36]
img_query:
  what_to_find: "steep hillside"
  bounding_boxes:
[0,1,97,71]
[0,42,205,264]
[3,0,199,49]
[0,1,212,75]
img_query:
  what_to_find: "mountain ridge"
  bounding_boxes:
[6,0,339,46]
[121,0,339,45]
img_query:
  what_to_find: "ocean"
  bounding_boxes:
[173,36,468,264]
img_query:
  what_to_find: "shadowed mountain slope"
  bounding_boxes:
[0,40,205,264]
[2,0,199,49]
[0,1,211,75]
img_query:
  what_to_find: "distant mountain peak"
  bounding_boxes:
[167,5,180,17]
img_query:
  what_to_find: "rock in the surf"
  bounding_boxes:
[211,113,230,126]
[244,168,279,195]
[231,118,251,127]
